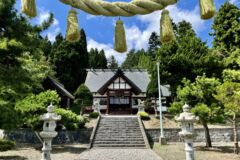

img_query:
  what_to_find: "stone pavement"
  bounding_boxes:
[76,148,163,160]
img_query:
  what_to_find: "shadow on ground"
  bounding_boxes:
[52,145,87,154]
[195,145,234,154]
[0,156,27,160]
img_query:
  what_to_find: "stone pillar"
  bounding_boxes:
[176,103,198,160]
[137,99,145,112]
[93,99,100,114]
[40,103,61,160]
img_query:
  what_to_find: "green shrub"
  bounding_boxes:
[138,111,150,120]
[89,112,99,118]
[55,108,87,130]
[15,90,60,130]
[0,139,15,151]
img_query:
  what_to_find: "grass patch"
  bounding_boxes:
[0,139,15,151]
[153,142,240,160]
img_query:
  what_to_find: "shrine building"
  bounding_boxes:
[85,69,170,114]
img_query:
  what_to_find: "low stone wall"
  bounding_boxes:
[146,128,240,142]
[4,128,93,144]
[3,128,239,144]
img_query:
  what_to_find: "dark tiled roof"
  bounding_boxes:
[47,76,75,99]
[85,69,171,96]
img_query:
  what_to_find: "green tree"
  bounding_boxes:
[138,52,152,70]
[15,90,60,130]
[215,82,240,154]
[89,48,107,68]
[148,32,160,57]
[51,30,89,93]
[211,2,240,56]
[74,84,93,115]
[15,90,86,130]
[0,0,54,130]
[98,49,107,68]
[121,49,142,69]
[169,75,223,147]
[108,55,118,69]
[156,20,222,96]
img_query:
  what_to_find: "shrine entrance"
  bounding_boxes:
[108,90,132,115]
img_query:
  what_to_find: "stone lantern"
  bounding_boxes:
[176,103,198,160]
[138,99,145,112]
[40,103,61,160]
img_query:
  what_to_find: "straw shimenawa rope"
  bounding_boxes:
[60,0,178,17]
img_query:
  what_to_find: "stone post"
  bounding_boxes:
[137,99,145,112]
[40,103,61,160]
[93,99,100,114]
[176,103,198,160]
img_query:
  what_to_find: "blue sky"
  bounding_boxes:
[15,0,239,63]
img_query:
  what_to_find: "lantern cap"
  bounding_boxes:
[175,103,198,122]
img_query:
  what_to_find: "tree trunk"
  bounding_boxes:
[233,114,239,154]
[202,121,212,147]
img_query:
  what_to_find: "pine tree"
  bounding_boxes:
[98,49,107,68]
[89,48,108,69]
[211,2,240,55]
[51,29,89,93]
[0,0,54,129]
[108,55,118,69]
[148,32,160,57]
[138,51,152,70]
[156,20,221,96]
[121,49,141,69]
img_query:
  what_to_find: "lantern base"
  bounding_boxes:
[159,137,167,145]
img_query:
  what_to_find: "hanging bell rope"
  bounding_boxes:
[199,0,216,19]
[160,10,175,43]
[114,19,127,53]
[66,9,80,42]
[21,0,37,17]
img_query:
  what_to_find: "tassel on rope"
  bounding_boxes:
[66,9,80,42]
[160,10,175,43]
[114,19,127,53]
[199,0,215,19]
[21,0,37,17]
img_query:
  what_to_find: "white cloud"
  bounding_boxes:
[35,8,61,42]
[87,4,206,64]
[127,4,205,51]
[230,0,238,4]
[47,27,61,42]
[87,38,127,64]
[36,9,59,27]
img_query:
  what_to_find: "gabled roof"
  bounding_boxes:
[44,76,75,99]
[98,69,142,95]
[85,69,150,94]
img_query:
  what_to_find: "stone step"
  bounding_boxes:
[92,144,146,148]
[94,138,144,141]
[92,116,147,148]
[94,141,145,144]
[95,133,143,136]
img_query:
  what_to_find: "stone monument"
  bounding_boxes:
[40,103,61,160]
[176,103,198,160]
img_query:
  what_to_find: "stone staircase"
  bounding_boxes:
[90,115,149,148]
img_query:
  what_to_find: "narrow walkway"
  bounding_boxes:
[76,148,163,160]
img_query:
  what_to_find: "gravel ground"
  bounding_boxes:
[0,144,87,160]
[76,148,162,160]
